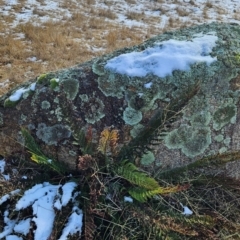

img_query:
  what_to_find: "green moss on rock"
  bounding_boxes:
[4,98,19,108]
[37,73,55,85]
[50,78,59,90]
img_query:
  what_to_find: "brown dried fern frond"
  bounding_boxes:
[98,128,119,156]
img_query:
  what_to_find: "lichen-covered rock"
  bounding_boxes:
[0,22,240,177]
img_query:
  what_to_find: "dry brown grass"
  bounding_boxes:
[125,0,136,4]
[202,6,209,20]
[106,30,118,48]
[205,1,213,8]
[126,11,144,21]
[0,0,236,97]
[97,8,117,20]
[176,7,189,17]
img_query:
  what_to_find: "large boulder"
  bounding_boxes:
[0,22,240,177]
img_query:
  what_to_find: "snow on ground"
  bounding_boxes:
[0,158,82,239]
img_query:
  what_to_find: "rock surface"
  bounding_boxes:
[0,22,240,177]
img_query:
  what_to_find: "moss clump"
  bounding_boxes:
[140,151,155,165]
[50,78,59,90]
[213,104,237,130]
[123,107,142,126]
[4,98,19,108]
[37,73,55,85]
[60,78,79,100]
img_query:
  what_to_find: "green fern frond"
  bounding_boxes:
[159,151,240,181]
[30,153,65,175]
[21,128,66,175]
[129,186,181,202]
[21,128,43,156]
[116,160,159,190]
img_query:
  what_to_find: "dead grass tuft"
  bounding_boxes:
[125,0,136,4]
[176,7,189,17]
[126,11,144,21]
[106,30,118,48]
[97,8,117,20]
[205,1,213,8]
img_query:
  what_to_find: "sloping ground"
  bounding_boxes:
[0,0,240,95]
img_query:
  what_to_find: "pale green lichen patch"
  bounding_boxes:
[79,93,105,124]
[214,134,224,142]
[213,104,237,130]
[36,123,71,146]
[130,124,144,138]
[41,101,51,110]
[224,137,231,146]
[140,151,155,165]
[165,125,211,158]
[123,107,142,126]
[60,78,79,100]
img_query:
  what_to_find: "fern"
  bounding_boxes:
[115,160,184,202]
[129,186,181,203]
[116,160,159,190]
[159,150,240,181]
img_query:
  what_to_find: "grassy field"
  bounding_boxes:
[0,0,240,96]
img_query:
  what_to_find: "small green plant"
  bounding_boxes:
[21,128,66,175]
